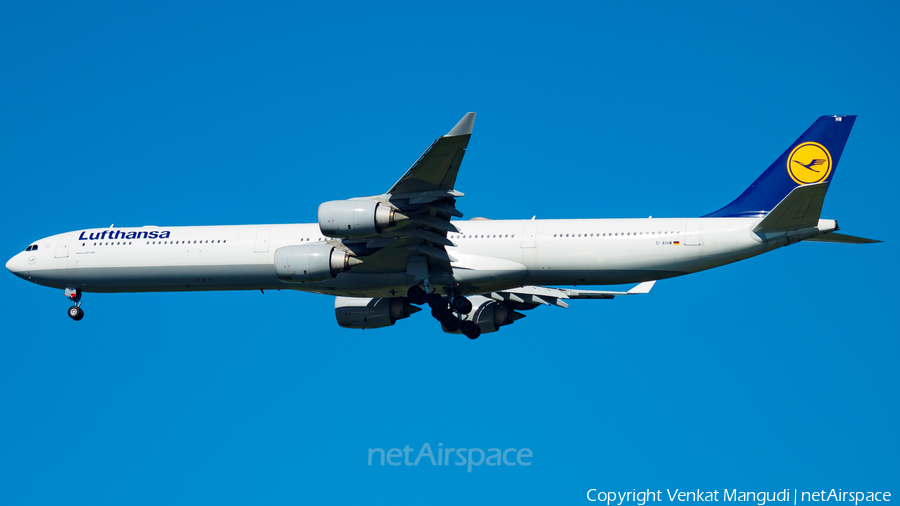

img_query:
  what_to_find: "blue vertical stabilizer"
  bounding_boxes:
[704,115,856,217]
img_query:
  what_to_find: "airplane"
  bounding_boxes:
[6,113,880,339]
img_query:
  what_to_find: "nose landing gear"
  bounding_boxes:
[68,305,84,321]
[65,287,84,321]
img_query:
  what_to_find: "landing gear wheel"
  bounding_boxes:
[407,286,427,305]
[451,296,473,314]
[461,321,481,340]
[431,305,451,321]
[440,313,460,332]
[68,305,84,321]
[427,294,446,310]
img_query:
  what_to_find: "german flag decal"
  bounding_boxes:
[674,241,680,245]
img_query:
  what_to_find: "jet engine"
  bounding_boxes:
[318,200,407,238]
[274,244,361,283]
[443,295,525,334]
[335,297,421,329]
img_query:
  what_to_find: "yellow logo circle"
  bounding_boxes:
[787,142,832,184]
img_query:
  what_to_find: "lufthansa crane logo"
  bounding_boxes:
[787,142,832,184]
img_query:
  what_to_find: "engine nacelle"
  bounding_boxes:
[445,295,524,334]
[335,297,420,329]
[274,243,359,283]
[318,200,404,238]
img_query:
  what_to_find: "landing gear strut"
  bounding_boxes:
[65,287,84,321]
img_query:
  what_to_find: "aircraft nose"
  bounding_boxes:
[6,253,27,279]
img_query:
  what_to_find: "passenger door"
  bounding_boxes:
[521,225,537,248]
[685,222,702,246]
[254,230,271,253]
[55,234,72,258]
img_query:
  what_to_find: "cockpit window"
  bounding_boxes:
[25,245,37,251]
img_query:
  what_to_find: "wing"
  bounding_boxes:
[338,114,475,280]
[485,282,657,308]
[455,282,656,330]
[387,113,475,195]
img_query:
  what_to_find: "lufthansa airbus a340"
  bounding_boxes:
[6,114,879,339]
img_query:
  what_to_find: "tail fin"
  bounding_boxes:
[704,115,856,217]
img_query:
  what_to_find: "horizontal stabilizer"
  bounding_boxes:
[804,232,882,244]
[753,182,828,232]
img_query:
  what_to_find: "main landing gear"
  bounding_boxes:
[407,286,480,339]
[65,287,84,321]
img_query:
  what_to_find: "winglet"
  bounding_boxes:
[627,281,656,294]
[446,112,476,137]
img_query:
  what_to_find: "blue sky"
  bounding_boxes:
[1,1,897,504]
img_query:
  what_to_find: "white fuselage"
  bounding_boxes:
[6,217,829,297]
